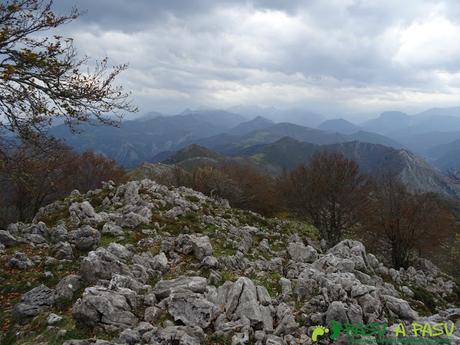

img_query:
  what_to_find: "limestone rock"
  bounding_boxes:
[167,290,218,328]
[51,241,73,260]
[80,247,131,284]
[13,285,55,319]
[153,276,207,299]
[55,274,83,303]
[68,225,101,251]
[0,230,19,247]
[287,242,318,263]
[72,286,139,330]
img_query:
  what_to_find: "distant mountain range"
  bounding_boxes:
[162,140,460,199]
[51,110,402,168]
[190,122,403,156]
[316,107,460,172]
[49,105,460,198]
[227,105,326,127]
[317,118,361,134]
[50,110,245,168]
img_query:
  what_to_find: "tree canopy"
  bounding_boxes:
[0,0,136,141]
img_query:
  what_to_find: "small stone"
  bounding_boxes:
[201,255,218,268]
[280,278,292,296]
[144,306,162,324]
[232,331,250,345]
[102,222,124,236]
[47,313,63,325]
[44,271,54,279]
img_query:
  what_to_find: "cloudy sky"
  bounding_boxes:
[54,0,460,119]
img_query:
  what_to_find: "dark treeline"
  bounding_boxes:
[0,138,125,228]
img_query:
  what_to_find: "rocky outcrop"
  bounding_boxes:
[72,285,139,330]
[1,179,459,344]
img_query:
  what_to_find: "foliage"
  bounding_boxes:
[278,151,370,247]
[0,0,136,141]
[0,138,126,226]
[144,161,279,217]
[358,174,454,269]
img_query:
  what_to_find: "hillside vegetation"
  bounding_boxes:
[0,178,459,344]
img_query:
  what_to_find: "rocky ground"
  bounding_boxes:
[0,179,459,345]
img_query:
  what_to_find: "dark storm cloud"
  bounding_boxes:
[52,0,460,116]
[55,0,305,31]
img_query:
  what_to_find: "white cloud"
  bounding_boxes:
[390,15,460,68]
[56,0,460,115]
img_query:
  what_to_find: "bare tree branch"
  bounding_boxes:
[0,0,137,141]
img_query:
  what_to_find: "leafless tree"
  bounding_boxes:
[360,174,453,268]
[282,152,370,247]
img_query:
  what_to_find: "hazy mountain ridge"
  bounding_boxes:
[50,110,246,168]
[51,110,402,168]
[427,138,460,171]
[162,139,460,199]
[50,106,460,177]
[192,122,403,156]
[318,118,362,134]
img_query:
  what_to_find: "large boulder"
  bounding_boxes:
[0,230,19,247]
[80,247,131,284]
[132,252,168,273]
[69,225,101,252]
[72,286,139,330]
[325,301,349,324]
[13,285,55,319]
[107,243,133,262]
[287,242,318,263]
[69,201,102,226]
[383,295,418,321]
[225,277,263,327]
[274,303,298,336]
[167,290,218,328]
[191,235,213,260]
[175,235,213,260]
[51,241,74,260]
[55,275,83,303]
[327,240,371,272]
[153,276,208,299]
[49,224,69,243]
[102,222,124,236]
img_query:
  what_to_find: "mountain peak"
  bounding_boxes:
[226,116,274,135]
[318,118,361,134]
[163,144,223,164]
[379,111,410,119]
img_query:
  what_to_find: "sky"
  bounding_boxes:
[53,0,460,119]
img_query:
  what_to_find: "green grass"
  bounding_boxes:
[410,286,439,315]
[219,271,239,284]
[250,271,282,297]
[0,244,80,342]
[211,238,236,257]
[205,333,232,345]
[185,195,200,203]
